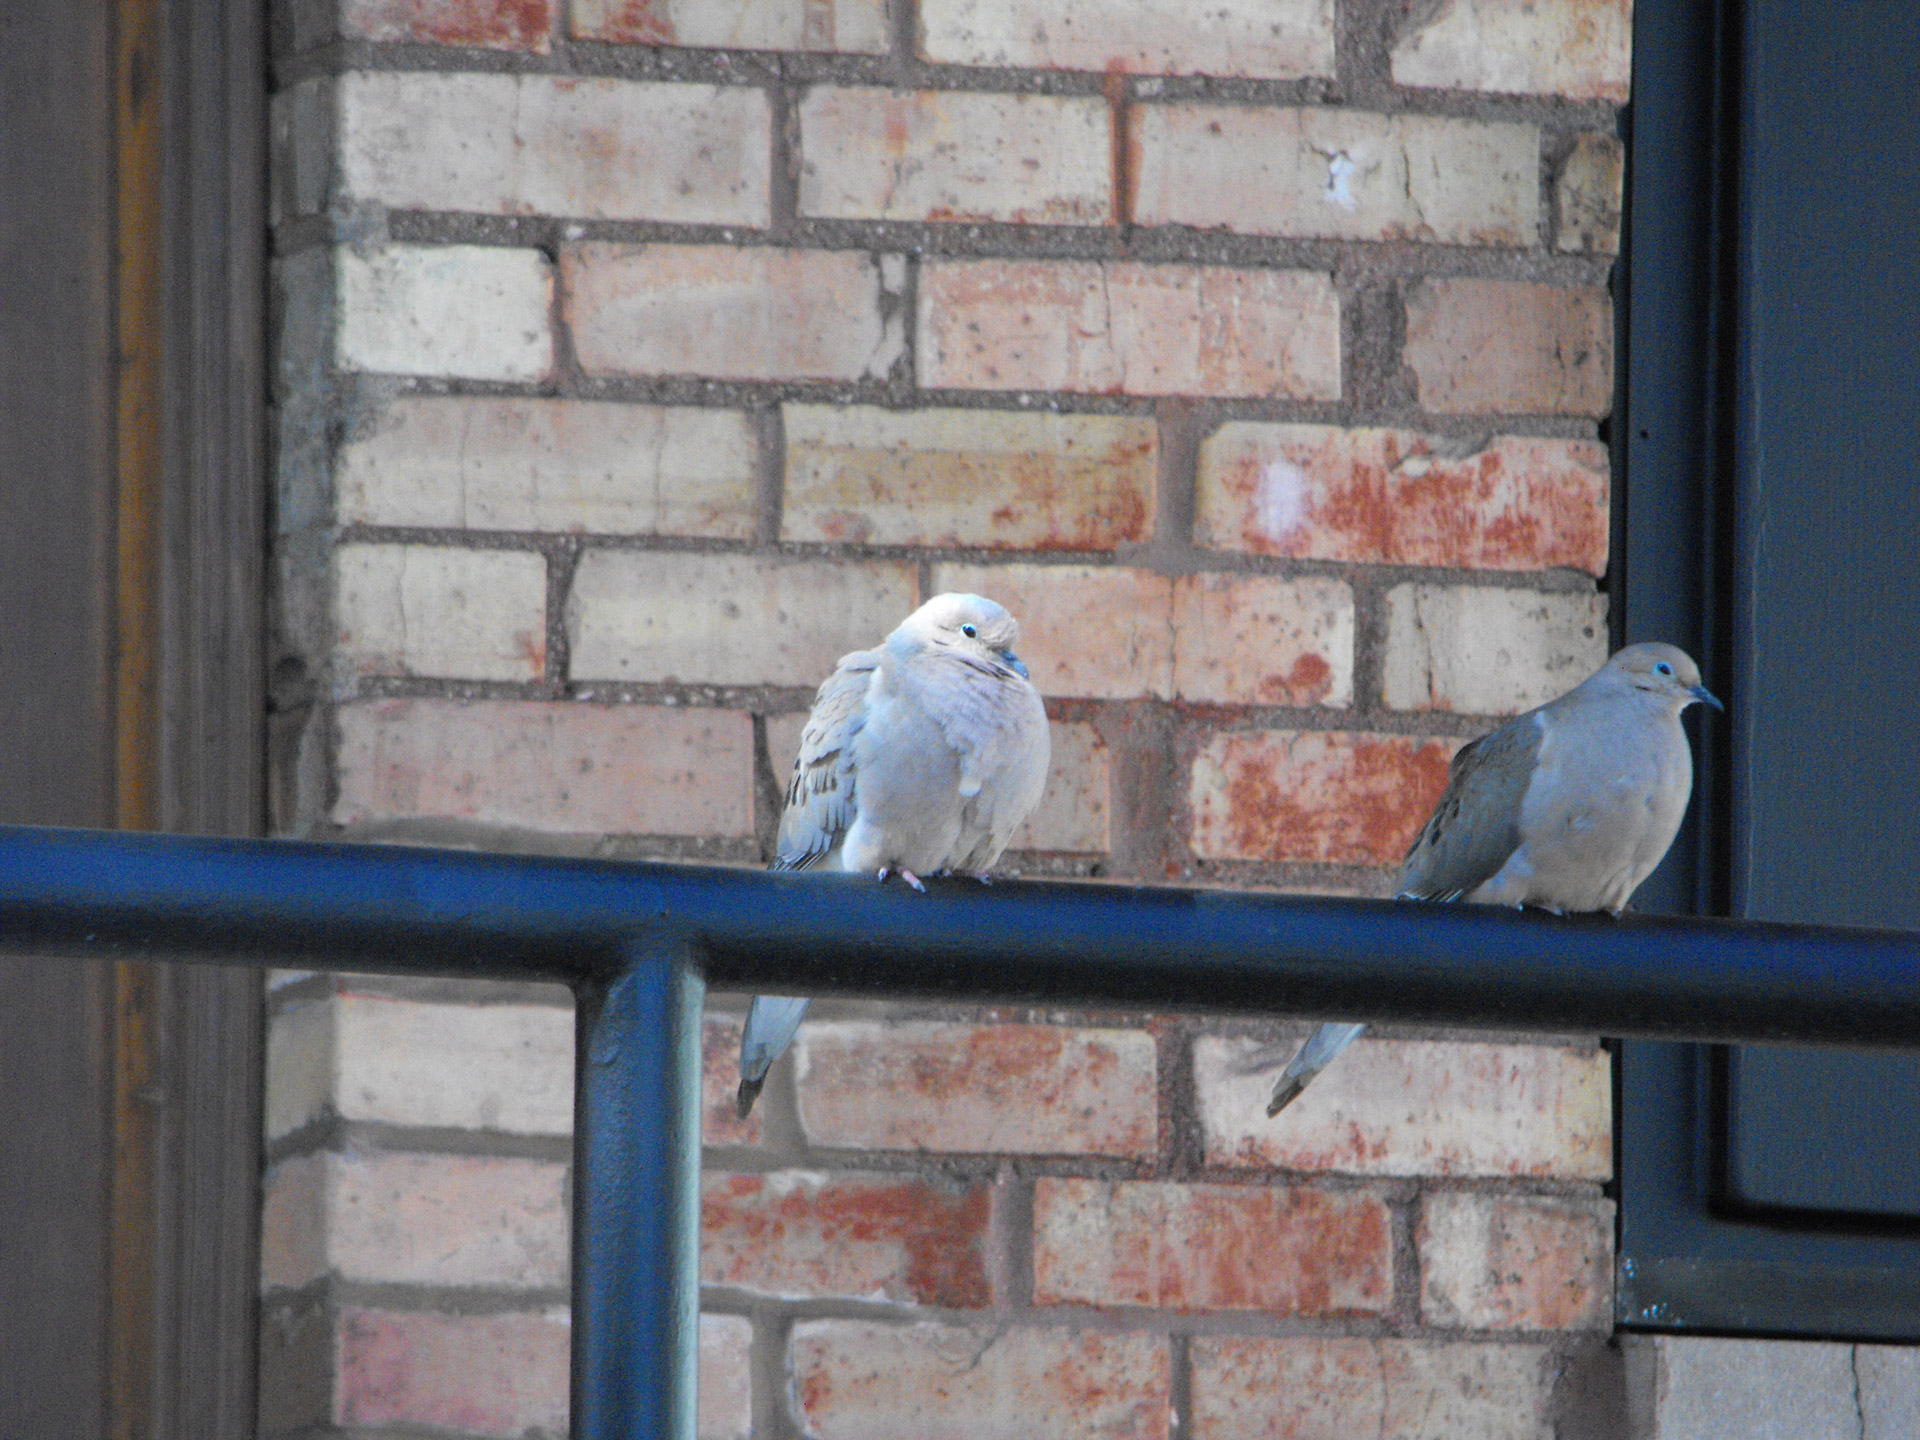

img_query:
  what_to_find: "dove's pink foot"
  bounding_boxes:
[877,866,927,893]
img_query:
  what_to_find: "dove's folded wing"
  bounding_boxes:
[773,650,880,872]
[1395,717,1541,902]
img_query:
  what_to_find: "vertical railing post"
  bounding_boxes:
[570,940,705,1439]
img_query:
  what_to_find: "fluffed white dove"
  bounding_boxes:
[1266,642,1723,1117]
[736,593,1051,1118]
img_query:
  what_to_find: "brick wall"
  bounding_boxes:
[262,0,1628,1434]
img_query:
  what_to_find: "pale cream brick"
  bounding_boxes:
[1132,104,1539,246]
[567,552,917,688]
[265,998,334,1140]
[1191,1336,1555,1440]
[796,1021,1157,1156]
[335,698,756,836]
[1195,1034,1611,1178]
[1170,574,1354,708]
[698,1315,754,1440]
[1194,422,1610,575]
[920,0,1335,79]
[1392,0,1631,102]
[1557,132,1625,256]
[798,87,1111,225]
[919,258,1341,400]
[335,543,547,681]
[1381,584,1608,714]
[781,404,1156,550]
[1012,722,1110,854]
[792,1321,1171,1440]
[327,994,573,1135]
[1647,1338,1871,1440]
[572,0,889,53]
[1403,279,1613,417]
[337,72,770,225]
[336,244,553,382]
[1419,1191,1614,1332]
[932,562,1174,700]
[271,77,333,222]
[564,243,904,382]
[262,1151,569,1290]
[337,397,757,539]
[261,1153,330,1290]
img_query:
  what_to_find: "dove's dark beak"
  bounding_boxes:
[1002,651,1029,679]
[1690,684,1725,712]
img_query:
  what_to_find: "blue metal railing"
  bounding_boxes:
[4,823,1920,1437]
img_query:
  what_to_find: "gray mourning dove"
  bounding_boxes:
[1266,642,1724,1117]
[736,593,1051,1117]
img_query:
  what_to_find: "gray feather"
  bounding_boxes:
[1395,718,1541,901]
[773,651,879,871]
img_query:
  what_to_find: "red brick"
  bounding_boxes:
[919,0,1334,79]
[1418,1192,1614,1332]
[701,1013,763,1147]
[340,0,553,50]
[1170,574,1354,708]
[700,1170,992,1306]
[572,0,889,52]
[795,1021,1157,1157]
[1187,730,1457,866]
[1194,422,1610,576]
[565,243,904,382]
[334,699,756,838]
[1190,1336,1554,1440]
[793,1320,1171,1440]
[1194,1035,1612,1179]
[919,259,1340,399]
[1032,1178,1393,1315]
[782,404,1156,550]
[1131,104,1538,246]
[1391,0,1630,103]
[931,562,1173,699]
[1403,280,1612,417]
[337,1307,568,1435]
[798,87,1112,225]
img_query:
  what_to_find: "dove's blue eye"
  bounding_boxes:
[961,624,978,638]
[1655,661,1674,677]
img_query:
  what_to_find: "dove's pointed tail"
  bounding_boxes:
[1267,1022,1366,1117]
[735,1075,767,1120]
[737,994,812,1118]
